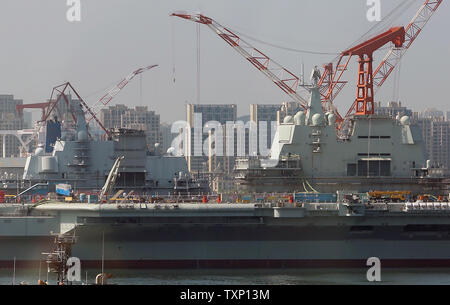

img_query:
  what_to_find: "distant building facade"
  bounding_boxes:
[160,122,176,154]
[99,104,129,130]
[416,116,450,169]
[0,95,24,157]
[278,101,303,123]
[250,104,280,155]
[186,104,237,173]
[420,108,444,119]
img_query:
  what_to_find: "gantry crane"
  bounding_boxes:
[334,26,406,118]
[16,102,55,121]
[319,0,443,125]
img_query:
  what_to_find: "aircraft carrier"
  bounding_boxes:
[1,76,449,271]
[0,81,448,270]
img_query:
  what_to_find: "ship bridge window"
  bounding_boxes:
[358,136,391,139]
[358,153,391,157]
[357,160,391,176]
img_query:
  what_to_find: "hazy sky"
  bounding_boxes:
[0,0,448,123]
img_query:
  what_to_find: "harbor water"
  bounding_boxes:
[1,268,450,285]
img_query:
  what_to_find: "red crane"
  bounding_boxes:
[16,102,55,121]
[336,26,406,117]
[373,0,443,90]
[42,82,110,136]
[320,0,442,124]
[41,65,159,138]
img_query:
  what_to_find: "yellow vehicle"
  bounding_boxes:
[368,191,411,202]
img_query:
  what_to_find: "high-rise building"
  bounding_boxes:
[185,104,237,173]
[416,117,450,169]
[0,95,24,158]
[100,105,162,154]
[250,104,280,155]
[445,111,450,122]
[186,104,237,126]
[23,111,32,129]
[160,122,176,154]
[420,108,444,119]
[278,101,303,123]
[99,104,129,130]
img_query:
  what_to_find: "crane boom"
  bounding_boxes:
[87,65,159,123]
[171,13,309,109]
[373,0,443,90]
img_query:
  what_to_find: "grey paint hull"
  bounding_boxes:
[4,220,450,268]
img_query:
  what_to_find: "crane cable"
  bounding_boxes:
[331,0,416,63]
[229,27,339,55]
[196,23,201,103]
[171,18,176,84]
[393,60,402,103]
[223,0,416,59]
[350,0,416,47]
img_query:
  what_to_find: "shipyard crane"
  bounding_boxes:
[373,0,443,89]
[42,82,110,136]
[340,26,406,117]
[40,65,158,138]
[12,83,85,153]
[99,155,124,202]
[86,65,159,123]
[170,13,310,110]
[42,82,79,124]
[16,102,55,121]
[319,0,442,124]
[11,82,108,153]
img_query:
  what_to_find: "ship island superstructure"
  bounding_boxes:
[235,87,447,195]
[11,101,208,195]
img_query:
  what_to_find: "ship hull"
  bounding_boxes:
[62,222,450,268]
[4,203,450,269]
